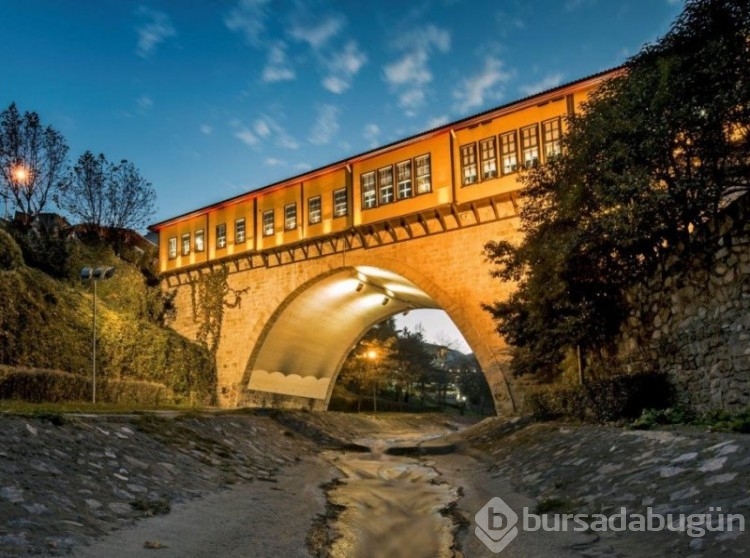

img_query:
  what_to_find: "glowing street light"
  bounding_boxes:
[80,266,116,404]
[10,164,30,186]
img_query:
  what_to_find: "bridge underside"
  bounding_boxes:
[241,266,439,408]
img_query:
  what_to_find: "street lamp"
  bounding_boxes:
[366,349,379,413]
[80,266,115,403]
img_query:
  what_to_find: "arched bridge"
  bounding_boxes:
[151,69,616,415]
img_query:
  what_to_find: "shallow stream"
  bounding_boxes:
[322,432,461,558]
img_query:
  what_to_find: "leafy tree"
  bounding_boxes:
[483,0,750,379]
[56,151,156,231]
[0,103,69,219]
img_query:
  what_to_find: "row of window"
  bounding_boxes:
[360,154,431,210]
[459,118,561,186]
[167,188,349,258]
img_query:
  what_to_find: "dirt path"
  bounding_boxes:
[72,456,337,558]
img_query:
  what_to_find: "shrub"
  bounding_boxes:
[0,366,173,405]
[0,229,23,270]
[524,371,675,423]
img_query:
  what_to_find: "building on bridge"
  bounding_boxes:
[149,67,621,414]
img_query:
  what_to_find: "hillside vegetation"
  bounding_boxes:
[0,225,215,405]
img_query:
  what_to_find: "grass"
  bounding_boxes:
[0,399,208,416]
[631,406,750,433]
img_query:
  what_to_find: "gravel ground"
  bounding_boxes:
[0,411,746,557]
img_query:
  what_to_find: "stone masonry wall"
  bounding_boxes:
[617,195,750,412]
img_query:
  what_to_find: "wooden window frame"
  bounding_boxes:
[501,131,518,175]
[521,124,540,168]
[308,196,322,224]
[235,218,246,244]
[181,233,191,256]
[284,203,297,230]
[461,144,478,185]
[396,160,413,199]
[542,117,562,160]
[378,166,394,204]
[415,154,431,194]
[168,236,177,259]
[361,172,377,209]
[262,210,274,237]
[195,229,205,252]
[333,188,348,217]
[216,223,227,249]
[480,137,498,180]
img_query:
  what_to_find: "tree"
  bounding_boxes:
[56,151,156,231]
[0,103,69,219]
[483,0,750,379]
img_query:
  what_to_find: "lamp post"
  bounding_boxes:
[80,266,115,404]
[7,163,30,220]
[366,349,379,413]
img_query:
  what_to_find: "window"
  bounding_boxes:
[284,204,297,230]
[181,233,191,256]
[333,188,348,217]
[396,161,412,199]
[168,237,177,259]
[308,196,322,224]
[216,223,227,248]
[542,118,562,160]
[415,154,431,194]
[362,172,377,209]
[262,210,274,236]
[501,131,518,174]
[480,137,498,179]
[461,144,478,185]
[195,229,205,252]
[521,125,540,168]
[378,166,394,204]
[235,218,246,243]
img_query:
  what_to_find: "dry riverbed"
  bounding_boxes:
[0,411,747,557]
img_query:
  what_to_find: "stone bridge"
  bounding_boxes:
[164,197,523,415]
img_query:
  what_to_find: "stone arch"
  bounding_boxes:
[238,255,517,414]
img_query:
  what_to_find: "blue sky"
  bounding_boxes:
[1,0,684,350]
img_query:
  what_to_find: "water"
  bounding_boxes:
[322,433,460,558]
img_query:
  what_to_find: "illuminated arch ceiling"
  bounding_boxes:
[247,266,440,400]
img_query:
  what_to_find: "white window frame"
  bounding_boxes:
[501,131,518,175]
[181,233,191,256]
[168,237,177,259]
[333,188,348,217]
[195,229,205,252]
[461,144,478,185]
[480,137,498,180]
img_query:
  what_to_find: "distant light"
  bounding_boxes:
[11,164,30,185]
[366,350,377,360]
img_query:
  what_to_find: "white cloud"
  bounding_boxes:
[453,56,512,113]
[254,119,271,137]
[322,41,367,94]
[265,157,285,166]
[224,0,270,45]
[383,24,451,113]
[262,42,296,83]
[200,124,213,135]
[235,128,259,147]
[518,73,564,96]
[309,104,340,145]
[135,7,176,58]
[426,115,449,129]
[288,13,344,50]
[363,123,380,147]
[136,95,153,112]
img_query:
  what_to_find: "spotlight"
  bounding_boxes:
[355,281,364,292]
[381,296,390,306]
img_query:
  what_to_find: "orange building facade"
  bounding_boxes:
[149,68,620,273]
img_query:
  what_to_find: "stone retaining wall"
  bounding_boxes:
[617,195,750,411]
